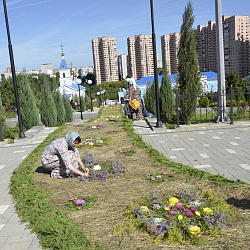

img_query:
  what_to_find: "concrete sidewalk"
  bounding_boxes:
[133,117,250,184]
[0,110,99,250]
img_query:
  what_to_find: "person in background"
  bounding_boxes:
[128,78,144,121]
[41,131,89,178]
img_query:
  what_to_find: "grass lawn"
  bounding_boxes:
[10,105,250,249]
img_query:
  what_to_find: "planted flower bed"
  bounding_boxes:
[122,188,235,245]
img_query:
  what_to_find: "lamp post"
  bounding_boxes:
[3,0,25,138]
[150,0,162,127]
[97,91,100,107]
[101,90,105,106]
[87,80,93,112]
[76,78,83,120]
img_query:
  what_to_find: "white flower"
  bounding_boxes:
[152,204,162,210]
[92,126,97,129]
[154,218,164,224]
[93,165,101,171]
[94,120,97,123]
[190,200,202,207]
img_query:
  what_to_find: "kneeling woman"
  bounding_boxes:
[41,131,89,178]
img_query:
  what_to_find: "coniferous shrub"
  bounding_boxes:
[80,96,86,112]
[160,69,175,122]
[40,76,57,126]
[63,96,73,122]
[0,94,10,138]
[19,75,40,130]
[53,90,66,125]
[144,82,156,115]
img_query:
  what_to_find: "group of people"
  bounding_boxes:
[123,78,145,121]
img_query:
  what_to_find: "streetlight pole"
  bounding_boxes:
[150,0,162,127]
[76,78,83,120]
[3,0,25,138]
[215,0,228,122]
[87,80,93,112]
[97,92,100,107]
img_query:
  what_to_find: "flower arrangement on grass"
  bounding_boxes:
[121,188,235,245]
[116,148,136,156]
[77,136,113,148]
[147,172,176,182]
[65,195,97,211]
[78,151,127,182]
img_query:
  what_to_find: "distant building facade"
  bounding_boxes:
[92,36,119,84]
[196,15,250,78]
[41,63,53,75]
[161,33,181,75]
[127,34,154,80]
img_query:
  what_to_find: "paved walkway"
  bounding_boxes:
[0,110,99,250]
[133,117,250,184]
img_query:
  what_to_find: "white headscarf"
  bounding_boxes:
[129,78,137,89]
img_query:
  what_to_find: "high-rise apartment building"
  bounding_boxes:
[161,33,181,75]
[196,15,250,78]
[127,35,154,80]
[92,36,119,84]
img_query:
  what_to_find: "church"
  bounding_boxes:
[56,48,85,100]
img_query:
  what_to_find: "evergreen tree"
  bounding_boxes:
[19,75,40,129]
[63,96,73,122]
[177,1,201,123]
[0,94,10,138]
[80,96,86,112]
[40,76,57,126]
[53,90,66,125]
[143,82,156,115]
[159,68,175,122]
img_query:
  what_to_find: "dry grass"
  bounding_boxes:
[33,107,250,249]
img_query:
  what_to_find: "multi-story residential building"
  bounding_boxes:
[161,33,181,75]
[92,36,119,84]
[196,15,250,78]
[117,54,128,80]
[127,34,154,80]
[41,63,53,75]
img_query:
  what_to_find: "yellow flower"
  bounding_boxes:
[195,211,201,216]
[188,226,201,235]
[203,207,213,215]
[140,206,149,213]
[89,142,94,146]
[178,215,183,220]
[169,197,179,206]
[164,206,170,211]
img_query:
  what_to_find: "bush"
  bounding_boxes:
[200,97,210,107]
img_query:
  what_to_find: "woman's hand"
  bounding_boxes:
[81,172,89,177]
[84,167,90,173]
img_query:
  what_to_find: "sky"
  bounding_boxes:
[0,0,249,72]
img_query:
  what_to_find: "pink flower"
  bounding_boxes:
[185,211,194,218]
[170,174,174,177]
[123,151,127,153]
[151,177,155,181]
[77,207,81,209]
[163,172,167,175]
[82,197,87,200]
[75,199,85,206]
[179,207,186,212]
[190,206,197,212]
[156,175,161,178]
[166,205,172,209]
[69,198,74,201]
[163,179,167,181]
[176,203,183,208]
[169,211,177,215]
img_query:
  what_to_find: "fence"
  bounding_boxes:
[175,85,250,127]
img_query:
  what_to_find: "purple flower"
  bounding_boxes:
[163,179,167,181]
[163,172,167,175]
[185,211,194,218]
[77,207,81,209]
[69,198,74,201]
[169,211,177,216]
[190,206,197,212]
[179,207,186,212]
[170,174,174,177]
[82,197,87,200]
[156,175,161,178]
[75,199,85,206]
[151,177,155,181]
[123,151,127,153]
